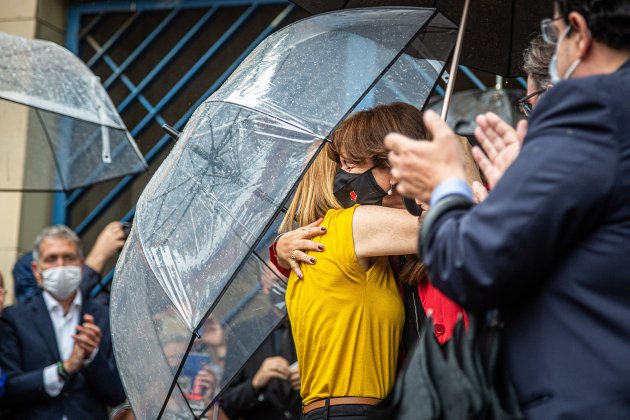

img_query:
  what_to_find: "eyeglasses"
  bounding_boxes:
[517,88,547,117]
[540,16,564,44]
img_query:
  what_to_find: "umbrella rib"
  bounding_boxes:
[157,334,197,419]
[204,99,317,140]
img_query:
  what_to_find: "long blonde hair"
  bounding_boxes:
[279,145,342,232]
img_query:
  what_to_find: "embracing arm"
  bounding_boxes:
[422,81,618,310]
[353,206,419,259]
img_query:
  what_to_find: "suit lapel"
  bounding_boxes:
[30,293,62,361]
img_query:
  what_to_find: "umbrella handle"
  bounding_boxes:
[440,0,473,121]
[162,123,181,141]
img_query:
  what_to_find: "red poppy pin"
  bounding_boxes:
[350,191,357,202]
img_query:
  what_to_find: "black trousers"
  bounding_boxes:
[302,403,374,420]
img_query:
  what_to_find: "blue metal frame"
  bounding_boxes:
[61,0,295,295]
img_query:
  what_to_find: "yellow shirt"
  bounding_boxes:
[286,205,404,405]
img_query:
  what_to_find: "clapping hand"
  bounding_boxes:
[472,112,527,189]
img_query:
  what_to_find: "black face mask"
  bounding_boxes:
[333,168,387,208]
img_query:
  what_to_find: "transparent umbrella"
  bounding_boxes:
[0,32,147,191]
[111,8,457,419]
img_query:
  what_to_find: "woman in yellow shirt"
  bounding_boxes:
[281,103,428,419]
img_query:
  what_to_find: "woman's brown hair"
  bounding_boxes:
[281,102,430,285]
[327,102,429,168]
[279,145,342,232]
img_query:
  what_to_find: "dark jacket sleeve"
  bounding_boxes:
[221,369,261,419]
[80,265,102,296]
[0,311,52,404]
[423,80,618,311]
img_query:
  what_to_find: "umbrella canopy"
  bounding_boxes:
[0,32,147,191]
[428,88,525,136]
[290,0,551,78]
[111,8,457,419]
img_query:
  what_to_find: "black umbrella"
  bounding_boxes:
[292,0,549,216]
[290,0,550,78]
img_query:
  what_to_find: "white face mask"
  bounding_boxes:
[549,26,582,84]
[41,266,82,300]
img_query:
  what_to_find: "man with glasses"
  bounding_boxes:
[386,1,630,418]
[472,35,555,190]
[518,34,555,118]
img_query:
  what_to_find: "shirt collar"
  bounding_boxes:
[42,289,82,315]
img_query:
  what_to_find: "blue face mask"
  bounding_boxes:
[549,26,581,84]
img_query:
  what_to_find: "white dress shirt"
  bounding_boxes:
[41,291,97,398]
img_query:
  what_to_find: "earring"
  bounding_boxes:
[387,183,395,196]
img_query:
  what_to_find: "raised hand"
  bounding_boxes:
[251,356,290,391]
[472,112,528,189]
[386,110,467,203]
[85,221,127,274]
[73,313,102,359]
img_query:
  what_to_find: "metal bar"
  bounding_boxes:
[459,64,487,91]
[85,35,167,124]
[441,0,472,120]
[116,7,219,113]
[71,0,286,15]
[79,13,104,40]
[76,4,291,236]
[130,4,258,136]
[86,12,141,68]
[104,7,181,88]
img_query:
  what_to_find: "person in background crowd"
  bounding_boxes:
[12,221,128,305]
[221,269,301,419]
[0,225,125,419]
[472,33,555,192]
[386,1,630,417]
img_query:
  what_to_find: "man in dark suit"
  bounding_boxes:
[386,1,630,418]
[0,225,126,419]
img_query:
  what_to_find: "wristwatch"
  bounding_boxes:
[56,361,69,381]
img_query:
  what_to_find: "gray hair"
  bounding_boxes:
[522,34,555,90]
[32,225,83,261]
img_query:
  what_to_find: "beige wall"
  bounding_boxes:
[0,0,67,306]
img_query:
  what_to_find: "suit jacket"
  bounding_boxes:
[422,60,630,419]
[0,291,126,419]
[221,320,301,420]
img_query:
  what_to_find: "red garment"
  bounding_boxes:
[269,243,291,278]
[418,280,468,344]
